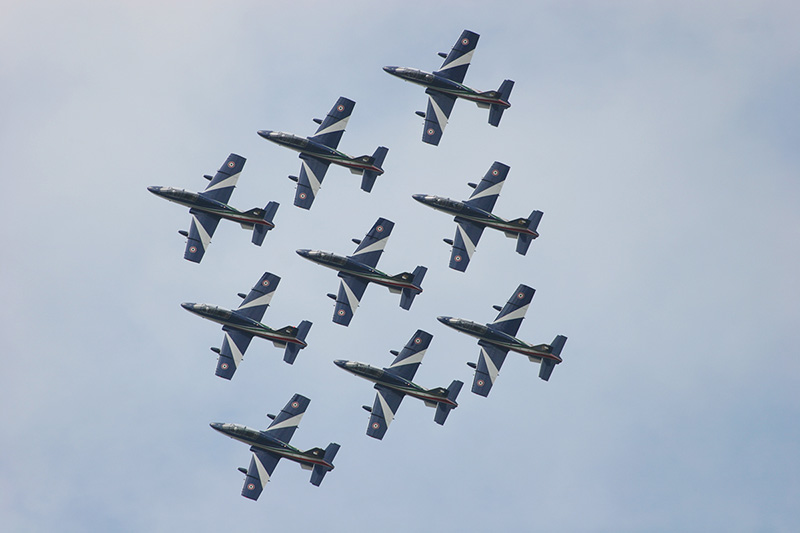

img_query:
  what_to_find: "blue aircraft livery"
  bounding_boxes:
[384,30,514,145]
[181,272,312,379]
[413,161,543,271]
[257,97,388,209]
[211,394,340,500]
[438,284,567,396]
[334,330,463,439]
[297,218,427,326]
[148,153,279,263]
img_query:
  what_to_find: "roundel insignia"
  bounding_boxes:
[299,192,307,199]
[492,169,499,176]
[518,292,525,299]
[262,279,270,286]
[337,104,345,112]
[427,128,435,136]
[221,363,229,370]
[189,246,197,253]
[414,337,421,344]
[337,309,346,316]
[228,161,236,168]
[376,225,383,232]
[462,38,469,45]
[372,422,380,429]
[477,379,485,386]
[291,401,299,408]
[247,483,255,490]
[454,255,462,262]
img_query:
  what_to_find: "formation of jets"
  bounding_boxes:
[150,30,569,500]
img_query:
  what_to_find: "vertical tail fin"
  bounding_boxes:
[539,335,567,381]
[283,320,312,364]
[488,79,514,126]
[434,380,463,425]
[310,442,340,487]
[515,210,543,255]
[360,146,389,192]
[251,201,280,245]
[399,266,427,310]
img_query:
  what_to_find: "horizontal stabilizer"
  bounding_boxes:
[539,335,567,381]
[488,79,514,126]
[399,266,427,310]
[251,201,279,245]
[515,210,543,255]
[310,442,340,487]
[434,380,463,425]
[283,320,312,364]
[360,146,389,192]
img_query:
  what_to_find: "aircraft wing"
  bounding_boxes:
[184,210,221,263]
[449,217,485,272]
[241,448,281,501]
[464,161,509,213]
[422,88,456,146]
[216,327,254,380]
[385,329,432,381]
[489,284,535,336]
[199,153,246,204]
[294,154,331,210]
[333,274,369,326]
[308,97,355,150]
[234,272,280,322]
[366,385,405,440]
[264,393,310,444]
[472,341,509,397]
[349,217,394,268]
[433,29,479,84]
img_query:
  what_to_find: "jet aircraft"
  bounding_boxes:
[181,272,312,380]
[334,329,463,440]
[211,393,339,500]
[257,97,388,209]
[148,153,278,263]
[383,29,514,145]
[296,218,426,326]
[413,161,543,272]
[438,284,567,397]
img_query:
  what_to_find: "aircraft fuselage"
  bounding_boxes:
[412,194,539,237]
[209,423,333,469]
[437,316,562,363]
[257,130,382,175]
[383,67,510,108]
[181,303,306,347]
[296,250,422,293]
[334,360,456,407]
[147,186,273,228]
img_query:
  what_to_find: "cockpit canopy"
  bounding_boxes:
[398,67,434,82]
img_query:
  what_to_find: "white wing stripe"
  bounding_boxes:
[268,412,304,432]
[481,347,500,383]
[352,236,389,257]
[225,332,244,367]
[192,215,213,250]
[377,391,395,426]
[302,160,321,195]
[238,292,275,311]
[440,50,474,71]
[314,116,350,138]
[253,453,270,484]
[341,279,361,313]
[389,348,427,368]
[469,181,504,202]
[456,223,477,258]
[204,172,241,193]
[493,304,529,324]
[428,94,449,129]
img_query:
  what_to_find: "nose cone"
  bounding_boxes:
[147,185,161,195]
[296,249,311,259]
[411,194,431,204]
[383,66,397,75]
[209,422,224,432]
[333,359,348,369]
[437,316,453,326]
[257,129,273,140]
[181,302,195,311]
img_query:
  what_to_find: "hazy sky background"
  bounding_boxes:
[2,1,799,531]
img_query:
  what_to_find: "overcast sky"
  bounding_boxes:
[2,1,799,531]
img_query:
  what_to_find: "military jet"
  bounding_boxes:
[181,272,312,380]
[257,96,388,209]
[383,29,514,145]
[413,161,543,272]
[296,218,426,326]
[438,284,567,397]
[334,329,463,440]
[211,393,339,500]
[148,153,278,263]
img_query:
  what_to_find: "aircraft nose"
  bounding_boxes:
[209,422,223,431]
[257,129,273,139]
[296,249,311,258]
[147,185,161,194]
[181,302,196,311]
[383,66,397,74]
[437,316,452,325]
[411,194,429,203]
[333,359,348,369]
